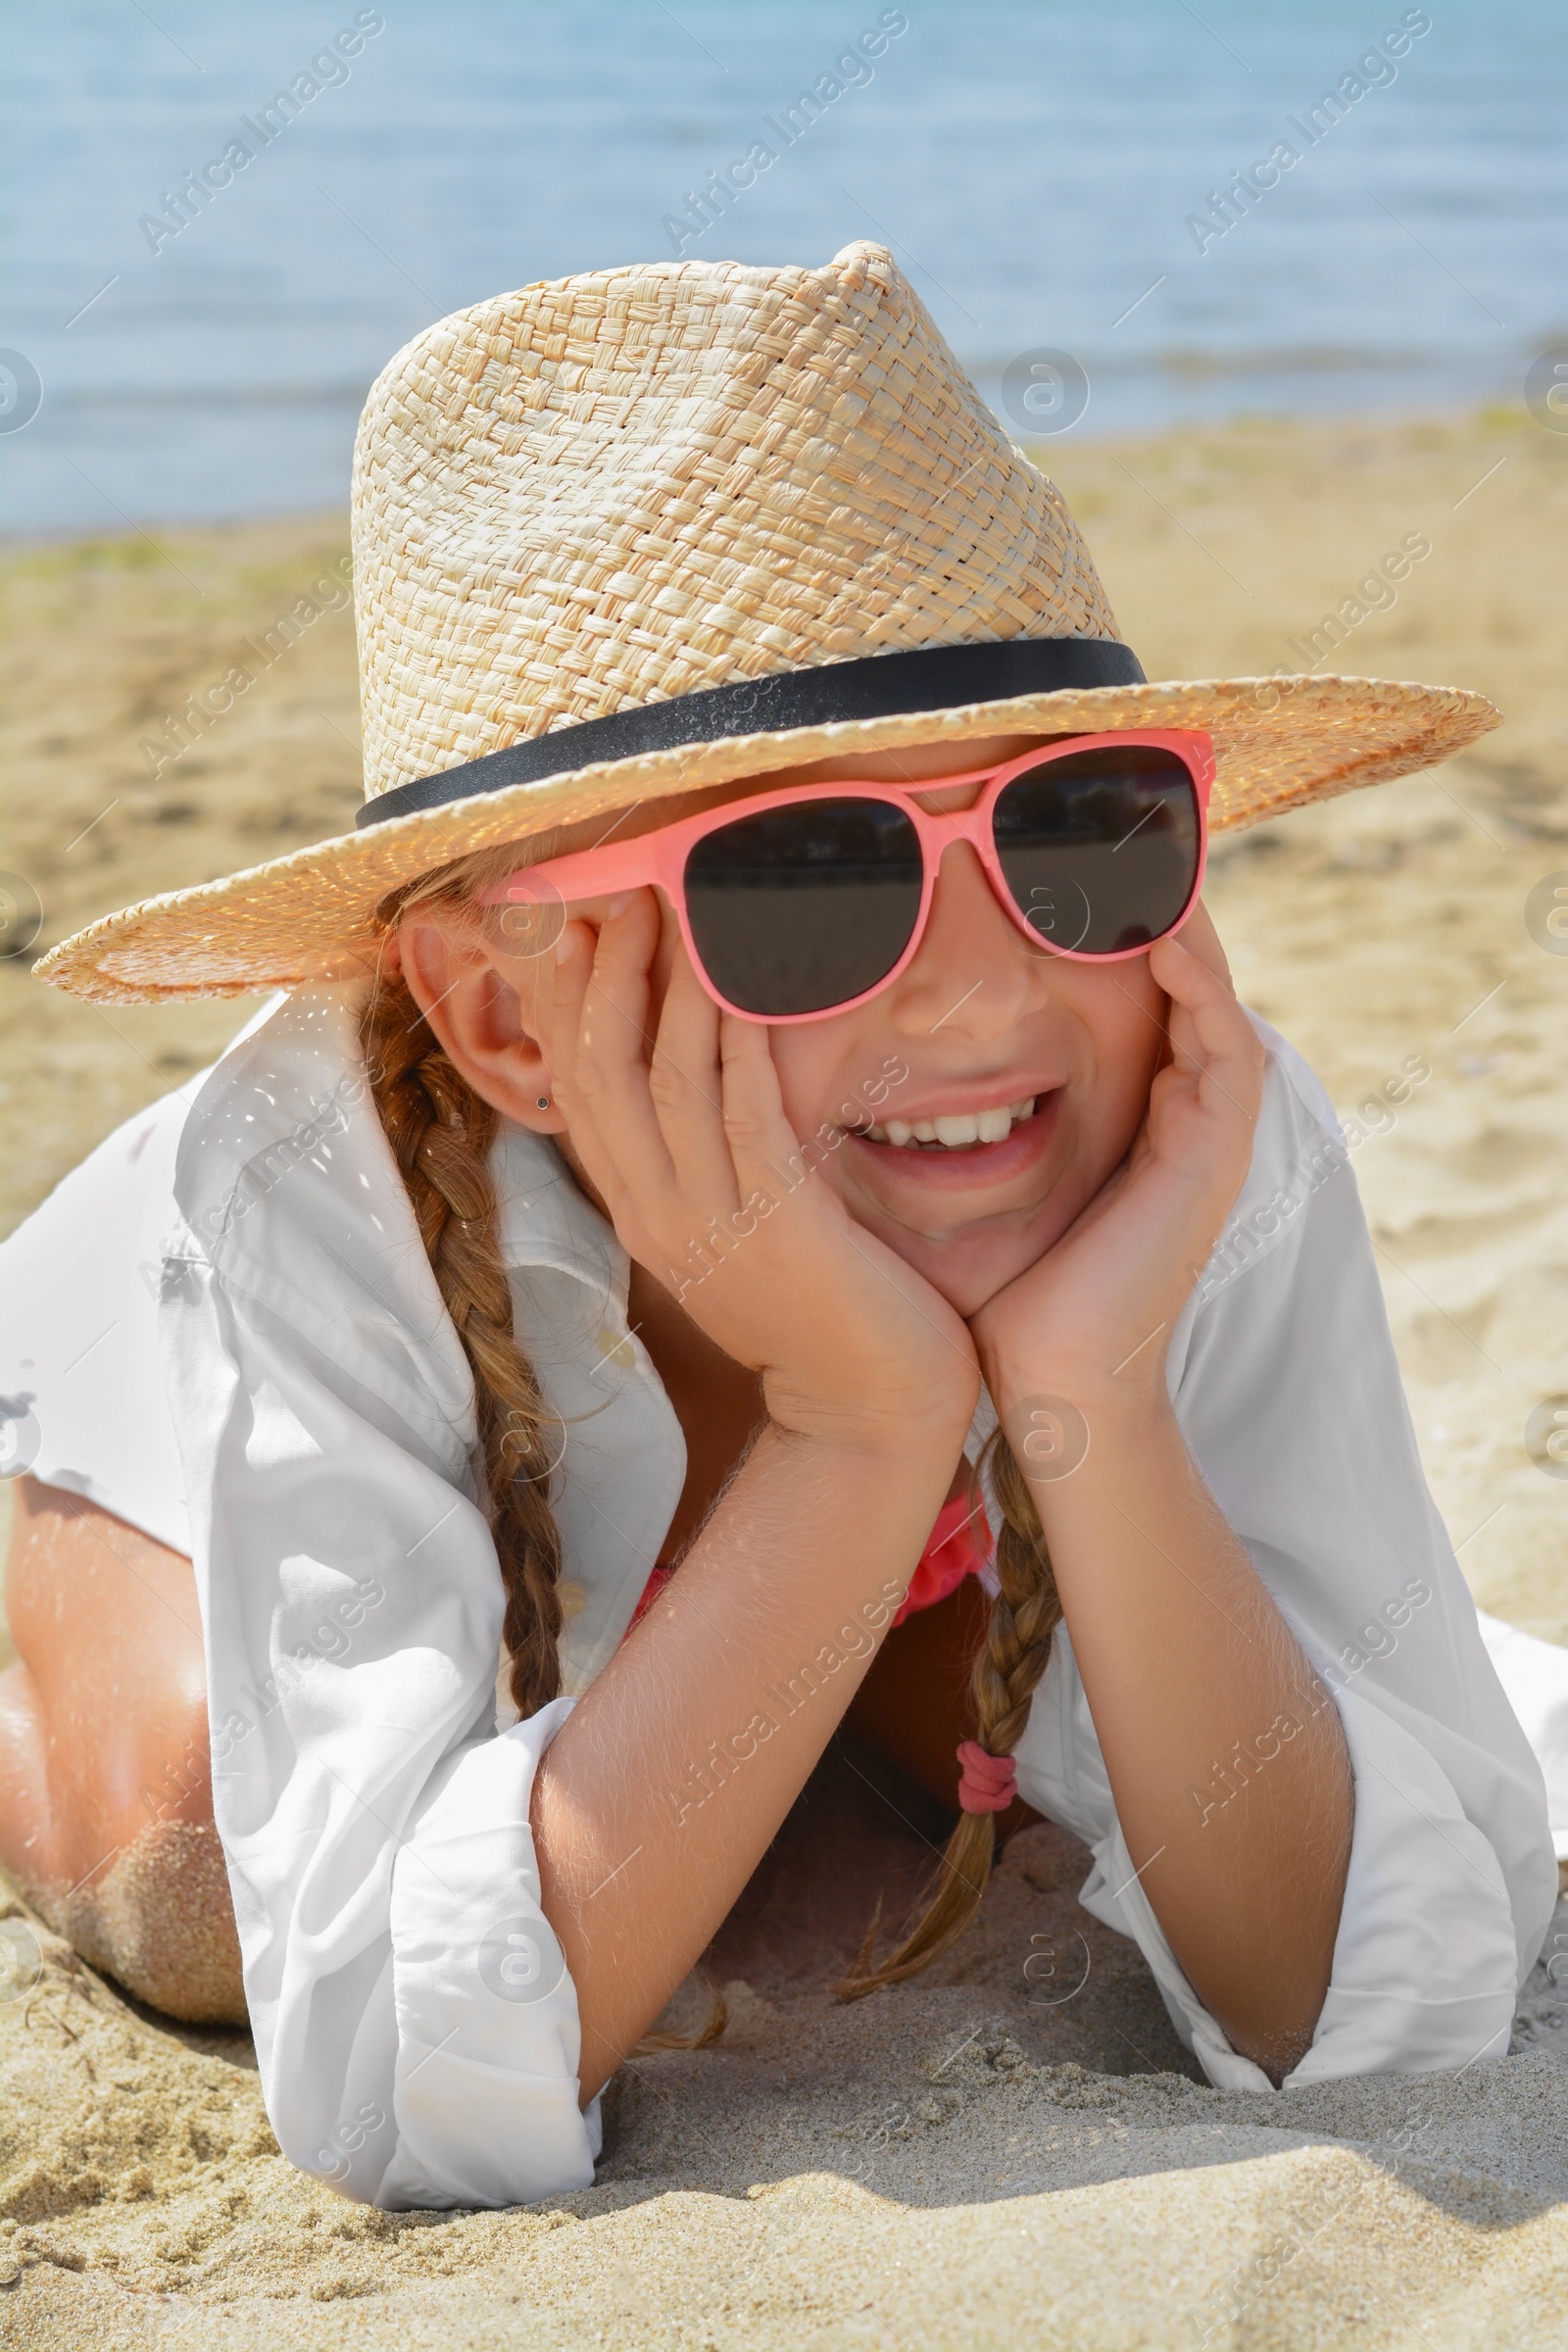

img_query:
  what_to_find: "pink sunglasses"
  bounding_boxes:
[479,729,1214,1024]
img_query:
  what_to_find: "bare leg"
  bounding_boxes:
[0,1481,1016,2028]
[0,1477,244,2024]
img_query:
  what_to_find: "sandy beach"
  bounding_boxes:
[2,406,1566,2345]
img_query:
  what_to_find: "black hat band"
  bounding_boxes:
[357,635,1147,830]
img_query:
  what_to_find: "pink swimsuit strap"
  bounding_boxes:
[629,1562,674,1631]
[890,1492,994,1626]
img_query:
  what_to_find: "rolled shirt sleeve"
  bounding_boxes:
[1012,1021,1558,2090]
[157,988,602,2207]
[161,1250,597,2206]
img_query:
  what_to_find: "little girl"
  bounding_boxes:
[1,245,1556,2211]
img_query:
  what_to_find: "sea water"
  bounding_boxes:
[0,0,1562,533]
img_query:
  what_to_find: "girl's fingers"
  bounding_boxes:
[551,898,766,1286]
[645,945,746,1217]
[1149,937,1263,1124]
[1151,936,1213,1076]
[542,919,638,1227]
[1152,931,1227,1023]
[1175,898,1236,996]
[543,917,600,1127]
[553,895,677,1206]
[716,1005,821,1202]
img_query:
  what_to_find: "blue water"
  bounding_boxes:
[1,0,1563,534]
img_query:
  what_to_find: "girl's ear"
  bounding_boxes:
[396,915,565,1134]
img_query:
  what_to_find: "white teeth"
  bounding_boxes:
[863,1097,1038,1150]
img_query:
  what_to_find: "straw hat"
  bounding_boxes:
[39,241,1497,1004]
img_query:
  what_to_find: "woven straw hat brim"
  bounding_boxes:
[37,669,1495,1004]
[32,244,1501,1004]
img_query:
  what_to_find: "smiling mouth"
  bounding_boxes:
[859,1097,1039,1151]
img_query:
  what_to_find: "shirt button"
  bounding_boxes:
[595,1328,637,1371]
[558,1579,588,1620]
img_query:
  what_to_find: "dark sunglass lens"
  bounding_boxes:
[994,747,1200,955]
[684,799,923,1016]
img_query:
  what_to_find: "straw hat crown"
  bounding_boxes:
[356,239,1119,803]
[37,241,1498,1003]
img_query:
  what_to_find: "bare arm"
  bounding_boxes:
[524,894,979,2100]
[1015,1398,1350,2077]
[974,937,1351,2080]
[535,1411,961,2101]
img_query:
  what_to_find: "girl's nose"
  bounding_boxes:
[883,835,1041,1039]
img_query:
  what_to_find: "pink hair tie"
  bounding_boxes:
[956,1739,1017,1815]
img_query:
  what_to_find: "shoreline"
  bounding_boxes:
[0,394,1541,559]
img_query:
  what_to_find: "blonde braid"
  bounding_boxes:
[837,1426,1062,1996]
[361,969,564,1719]
[362,837,734,2053]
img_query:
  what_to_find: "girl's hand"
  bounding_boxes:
[970,933,1264,1422]
[547,892,980,1449]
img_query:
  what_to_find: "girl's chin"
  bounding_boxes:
[865,1223,1039,1323]
[836,1100,1072,1308]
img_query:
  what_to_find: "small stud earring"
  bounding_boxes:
[536,1095,551,1109]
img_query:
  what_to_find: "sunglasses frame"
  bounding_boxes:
[478,727,1215,1025]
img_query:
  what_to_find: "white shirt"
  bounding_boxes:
[0,984,1559,2210]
